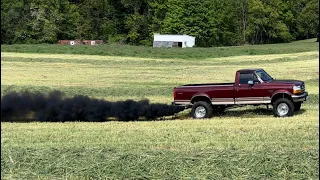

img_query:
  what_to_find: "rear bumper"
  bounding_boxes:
[292,92,308,102]
[172,101,192,108]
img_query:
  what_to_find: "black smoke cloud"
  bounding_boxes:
[1,91,185,122]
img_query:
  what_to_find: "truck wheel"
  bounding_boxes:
[191,101,213,119]
[273,98,294,117]
[294,102,302,111]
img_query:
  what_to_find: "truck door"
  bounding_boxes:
[235,72,265,104]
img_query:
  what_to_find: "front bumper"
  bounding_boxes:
[292,92,308,102]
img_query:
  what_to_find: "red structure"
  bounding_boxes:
[57,40,103,45]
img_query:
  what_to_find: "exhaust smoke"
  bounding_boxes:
[1,91,185,122]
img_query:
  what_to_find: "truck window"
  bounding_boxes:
[239,73,256,84]
[256,70,273,81]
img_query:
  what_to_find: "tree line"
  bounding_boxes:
[1,0,319,47]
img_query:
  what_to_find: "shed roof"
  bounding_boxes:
[153,34,195,42]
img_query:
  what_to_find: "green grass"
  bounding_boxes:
[1,115,319,179]
[1,38,318,59]
[1,39,319,179]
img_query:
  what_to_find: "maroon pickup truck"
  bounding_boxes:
[173,69,308,118]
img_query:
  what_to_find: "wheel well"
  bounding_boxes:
[191,96,211,104]
[271,93,293,104]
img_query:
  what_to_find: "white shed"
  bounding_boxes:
[153,34,195,48]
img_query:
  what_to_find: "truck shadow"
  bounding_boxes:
[213,108,307,118]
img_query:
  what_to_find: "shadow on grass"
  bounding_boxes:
[163,107,308,120]
[211,108,307,118]
[1,108,308,122]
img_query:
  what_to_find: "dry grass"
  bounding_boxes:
[1,41,319,179]
[1,51,318,103]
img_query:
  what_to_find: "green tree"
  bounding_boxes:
[264,0,294,43]
[56,1,81,40]
[1,0,30,44]
[120,0,152,45]
[161,0,242,47]
[26,1,60,43]
[236,0,249,43]
[297,0,319,39]
[246,0,294,44]
[148,0,169,41]
[76,0,116,41]
[1,0,318,46]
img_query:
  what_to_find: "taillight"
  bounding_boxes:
[173,89,176,99]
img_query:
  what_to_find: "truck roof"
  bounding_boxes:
[237,68,263,73]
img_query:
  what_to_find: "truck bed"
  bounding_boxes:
[180,83,234,87]
[174,82,235,105]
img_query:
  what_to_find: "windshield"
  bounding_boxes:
[255,70,273,81]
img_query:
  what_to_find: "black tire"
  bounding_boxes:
[191,101,213,119]
[273,98,295,117]
[294,102,302,111]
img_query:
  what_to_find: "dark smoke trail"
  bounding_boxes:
[1,91,185,122]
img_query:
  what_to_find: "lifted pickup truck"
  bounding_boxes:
[173,69,308,118]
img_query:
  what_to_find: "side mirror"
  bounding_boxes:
[248,80,254,85]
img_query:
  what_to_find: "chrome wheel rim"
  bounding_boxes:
[195,106,206,118]
[277,103,289,116]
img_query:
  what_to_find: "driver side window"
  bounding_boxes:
[239,73,259,84]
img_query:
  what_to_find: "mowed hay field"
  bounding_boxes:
[1,39,319,179]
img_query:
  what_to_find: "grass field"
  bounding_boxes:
[1,38,318,59]
[1,39,319,179]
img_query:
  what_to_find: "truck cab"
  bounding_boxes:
[173,69,308,118]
